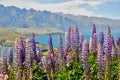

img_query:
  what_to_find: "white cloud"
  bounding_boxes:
[0,0,110,17]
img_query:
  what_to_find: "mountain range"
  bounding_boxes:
[0,4,120,33]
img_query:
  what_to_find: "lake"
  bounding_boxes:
[35,31,120,48]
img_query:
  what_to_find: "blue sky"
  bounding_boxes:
[0,0,120,19]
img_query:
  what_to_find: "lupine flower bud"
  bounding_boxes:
[82,40,91,80]
[97,43,104,80]
[98,30,104,45]
[111,37,117,57]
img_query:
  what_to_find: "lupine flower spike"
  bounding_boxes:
[58,34,64,69]
[97,43,104,80]
[104,27,112,80]
[82,40,91,80]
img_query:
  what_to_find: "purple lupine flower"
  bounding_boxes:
[25,39,32,80]
[92,24,96,38]
[98,30,104,45]
[68,27,71,43]
[14,38,22,79]
[31,33,37,60]
[48,34,54,54]
[104,27,112,80]
[65,27,71,50]
[48,50,57,72]
[97,43,104,80]
[36,48,42,66]
[73,27,79,48]
[104,27,112,57]
[64,31,71,65]
[65,32,70,52]
[1,48,8,74]
[14,38,22,66]
[82,40,91,80]
[8,48,13,65]
[48,34,56,72]
[58,34,64,66]
[71,28,74,50]
[18,36,25,63]
[73,27,80,62]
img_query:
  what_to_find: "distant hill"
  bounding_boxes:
[0,4,120,33]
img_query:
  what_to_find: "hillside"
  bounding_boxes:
[0,4,120,32]
[0,28,25,47]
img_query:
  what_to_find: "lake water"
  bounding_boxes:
[0,31,120,55]
[35,31,120,48]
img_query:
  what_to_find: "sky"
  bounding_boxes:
[0,0,120,19]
